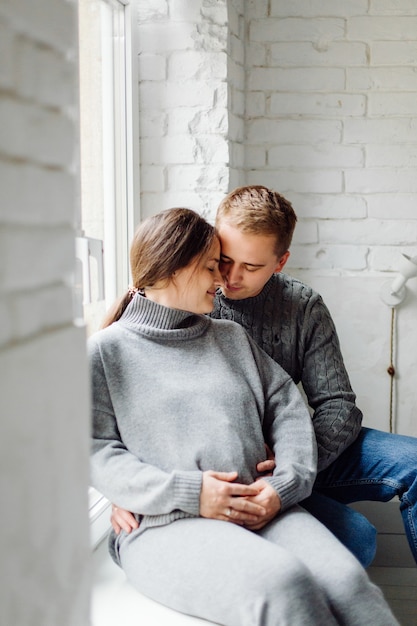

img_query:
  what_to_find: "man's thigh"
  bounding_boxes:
[314,426,417,503]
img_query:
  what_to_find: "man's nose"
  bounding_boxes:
[226,264,241,284]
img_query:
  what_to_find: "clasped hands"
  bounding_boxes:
[111,455,280,535]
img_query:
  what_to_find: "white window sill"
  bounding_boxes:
[89,488,112,549]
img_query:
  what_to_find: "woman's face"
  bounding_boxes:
[172,237,223,314]
[146,237,223,314]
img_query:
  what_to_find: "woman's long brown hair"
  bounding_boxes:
[101,207,216,328]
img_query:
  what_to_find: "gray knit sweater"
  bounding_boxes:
[89,294,317,536]
[211,273,363,472]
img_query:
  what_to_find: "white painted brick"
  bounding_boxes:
[188,108,228,135]
[247,119,342,144]
[167,165,209,190]
[138,54,166,81]
[140,136,196,165]
[250,18,345,43]
[247,169,343,194]
[270,93,366,117]
[270,42,367,67]
[195,135,229,163]
[140,81,216,109]
[140,191,205,219]
[0,18,14,90]
[226,3,240,38]
[0,98,74,167]
[372,41,417,66]
[319,220,417,245]
[139,110,167,137]
[346,168,417,193]
[2,284,74,346]
[14,39,75,108]
[0,162,74,225]
[228,113,244,143]
[289,244,368,271]
[348,16,417,40]
[369,246,417,272]
[369,93,417,116]
[271,0,368,17]
[231,88,245,116]
[136,0,168,21]
[230,33,244,66]
[367,194,417,219]
[347,67,417,91]
[344,118,417,144]
[292,220,318,245]
[168,164,229,191]
[245,0,269,19]
[0,226,75,292]
[245,146,266,168]
[167,108,195,134]
[215,81,228,107]
[0,326,91,623]
[246,92,266,117]
[268,144,364,168]
[246,41,266,67]
[228,60,245,89]
[138,23,196,54]
[201,4,228,27]
[249,67,345,92]
[366,144,417,167]
[0,296,13,346]
[289,193,367,219]
[369,0,417,15]
[168,51,227,81]
[140,165,165,192]
[170,0,202,22]
[230,141,245,168]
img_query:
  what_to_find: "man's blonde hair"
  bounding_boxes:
[216,185,297,257]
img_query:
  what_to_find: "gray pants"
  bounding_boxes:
[117,505,398,626]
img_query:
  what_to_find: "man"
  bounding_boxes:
[112,185,417,568]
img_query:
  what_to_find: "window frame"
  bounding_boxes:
[78,0,140,548]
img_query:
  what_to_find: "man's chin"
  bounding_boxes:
[221,287,244,300]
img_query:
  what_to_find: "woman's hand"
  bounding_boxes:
[241,479,281,530]
[111,504,139,534]
[200,470,266,525]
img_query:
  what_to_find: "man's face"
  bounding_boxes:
[217,222,289,300]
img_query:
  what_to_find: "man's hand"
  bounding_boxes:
[200,470,266,525]
[241,479,281,530]
[256,443,276,477]
[111,504,139,534]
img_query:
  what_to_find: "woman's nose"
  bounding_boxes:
[214,268,224,287]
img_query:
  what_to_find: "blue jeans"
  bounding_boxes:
[302,427,417,569]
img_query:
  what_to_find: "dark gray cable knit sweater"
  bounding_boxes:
[210,273,363,472]
[89,294,317,539]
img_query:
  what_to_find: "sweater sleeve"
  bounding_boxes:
[89,339,202,516]
[247,337,318,511]
[300,295,363,472]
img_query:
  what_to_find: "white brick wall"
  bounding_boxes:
[0,1,90,624]
[137,0,231,220]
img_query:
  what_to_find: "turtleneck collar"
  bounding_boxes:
[119,293,210,340]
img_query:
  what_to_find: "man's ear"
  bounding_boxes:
[274,251,290,273]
